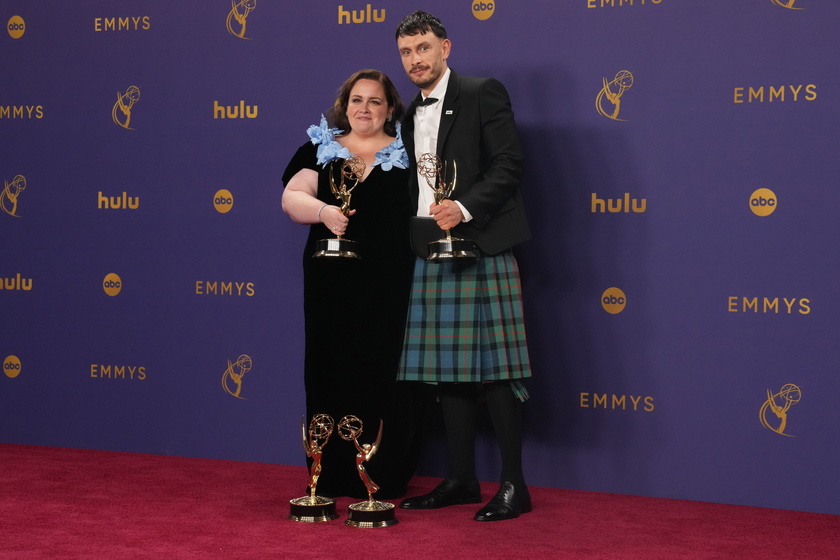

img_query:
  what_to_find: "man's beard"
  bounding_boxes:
[409,66,438,90]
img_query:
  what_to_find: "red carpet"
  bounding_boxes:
[2,444,838,559]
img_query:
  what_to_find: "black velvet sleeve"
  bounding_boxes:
[281,141,318,187]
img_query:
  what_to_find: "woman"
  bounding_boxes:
[282,69,416,499]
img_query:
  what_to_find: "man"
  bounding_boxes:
[395,11,533,522]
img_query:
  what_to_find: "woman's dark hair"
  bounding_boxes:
[329,69,404,137]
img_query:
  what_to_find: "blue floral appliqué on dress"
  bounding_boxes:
[307,115,408,170]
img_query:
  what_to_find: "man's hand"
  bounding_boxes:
[429,199,463,230]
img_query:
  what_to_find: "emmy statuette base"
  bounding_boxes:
[288,496,340,523]
[345,500,398,528]
[313,237,361,259]
[427,237,476,262]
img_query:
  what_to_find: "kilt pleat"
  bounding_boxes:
[398,251,532,400]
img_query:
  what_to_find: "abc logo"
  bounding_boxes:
[472,1,495,21]
[601,287,627,314]
[214,189,234,214]
[103,273,123,296]
[7,16,25,39]
[4,355,22,379]
[749,188,777,217]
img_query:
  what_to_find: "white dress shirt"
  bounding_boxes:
[412,68,473,222]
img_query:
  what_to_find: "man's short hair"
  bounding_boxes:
[395,11,447,40]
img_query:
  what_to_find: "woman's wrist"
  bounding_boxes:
[317,203,328,222]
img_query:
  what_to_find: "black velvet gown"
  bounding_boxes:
[282,141,418,499]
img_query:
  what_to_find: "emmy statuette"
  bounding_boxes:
[418,153,476,261]
[313,156,365,259]
[288,414,340,522]
[338,416,398,528]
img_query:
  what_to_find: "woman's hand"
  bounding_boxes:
[320,205,356,236]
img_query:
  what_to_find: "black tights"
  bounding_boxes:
[439,382,525,486]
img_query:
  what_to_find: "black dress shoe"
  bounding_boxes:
[473,481,532,521]
[399,477,482,509]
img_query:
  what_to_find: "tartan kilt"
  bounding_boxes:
[398,250,532,400]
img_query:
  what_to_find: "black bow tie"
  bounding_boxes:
[418,97,438,107]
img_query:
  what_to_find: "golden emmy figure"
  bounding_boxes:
[112,86,141,130]
[418,153,476,261]
[313,156,366,258]
[338,416,398,528]
[226,0,256,39]
[288,414,340,522]
[1,175,26,217]
[596,70,634,121]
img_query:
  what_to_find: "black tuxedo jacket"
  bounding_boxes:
[403,69,531,255]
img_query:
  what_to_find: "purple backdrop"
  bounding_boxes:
[2,0,838,515]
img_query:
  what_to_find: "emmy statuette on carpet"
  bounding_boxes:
[313,156,365,258]
[288,414,340,522]
[418,153,476,261]
[338,416,398,528]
